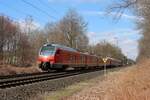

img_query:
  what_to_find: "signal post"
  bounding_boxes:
[103,58,108,78]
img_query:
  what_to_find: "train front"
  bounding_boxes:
[37,44,56,71]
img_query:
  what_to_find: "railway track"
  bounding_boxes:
[0,69,101,89]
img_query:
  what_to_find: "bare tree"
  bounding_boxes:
[45,9,89,52]
[31,30,47,62]
[108,0,150,61]
[0,15,44,66]
[45,22,67,45]
[108,0,138,18]
[0,16,19,65]
[93,41,124,60]
[58,9,88,50]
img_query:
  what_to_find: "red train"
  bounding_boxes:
[103,57,122,67]
[37,43,122,71]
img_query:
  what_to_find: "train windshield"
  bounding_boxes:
[40,46,56,56]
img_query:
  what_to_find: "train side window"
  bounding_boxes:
[70,56,73,60]
[81,56,83,63]
[83,56,85,63]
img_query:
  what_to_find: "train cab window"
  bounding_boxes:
[40,46,56,56]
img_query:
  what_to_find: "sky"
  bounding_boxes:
[0,0,142,60]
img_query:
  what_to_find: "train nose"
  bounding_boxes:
[38,56,55,63]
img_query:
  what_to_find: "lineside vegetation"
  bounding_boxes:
[0,9,127,67]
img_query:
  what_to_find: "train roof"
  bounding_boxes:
[43,43,77,52]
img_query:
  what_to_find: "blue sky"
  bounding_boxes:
[0,0,141,60]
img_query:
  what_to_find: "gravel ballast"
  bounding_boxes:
[0,68,121,100]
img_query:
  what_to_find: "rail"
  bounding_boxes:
[0,69,101,89]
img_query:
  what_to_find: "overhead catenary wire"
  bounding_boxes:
[21,0,57,20]
[0,1,46,22]
[37,0,59,15]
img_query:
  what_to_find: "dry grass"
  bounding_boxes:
[40,80,96,100]
[63,60,150,100]
[0,64,41,76]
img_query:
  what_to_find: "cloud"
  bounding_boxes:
[120,39,139,60]
[87,29,141,60]
[82,11,143,20]
[87,32,97,38]
[112,12,144,21]
[17,20,41,32]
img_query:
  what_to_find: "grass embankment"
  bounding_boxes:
[32,74,104,100]
[40,60,150,100]
[0,65,40,76]
[64,60,150,100]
